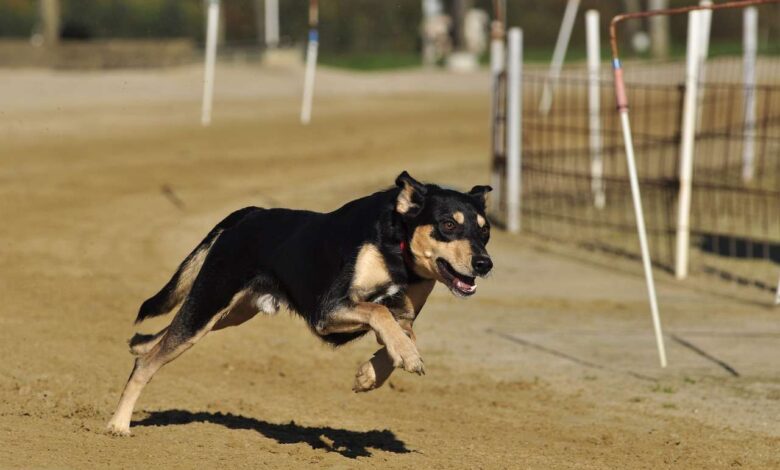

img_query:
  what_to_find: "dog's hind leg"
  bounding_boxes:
[128,327,168,356]
[106,312,220,436]
[108,255,256,435]
[107,290,250,436]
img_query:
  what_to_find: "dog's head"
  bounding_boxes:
[395,171,493,297]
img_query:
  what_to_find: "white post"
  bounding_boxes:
[586,10,604,209]
[300,35,319,125]
[613,58,668,367]
[506,28,523,233]
[300,0,319,126]
[201,0,220,127]
[489,22,505,215]
[695,0,712,132]
[619,110,668,368]
[674,11,703,280]
[612,33,667,367]
[265,0,280,48]
[742,7,758,183]
[539,0,580,115]
[490,33,505,76]
[775,274,780,305]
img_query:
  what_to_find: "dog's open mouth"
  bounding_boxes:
[436,258,477,297]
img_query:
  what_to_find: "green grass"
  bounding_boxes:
[317,39,780,72]
[319,52,421,71]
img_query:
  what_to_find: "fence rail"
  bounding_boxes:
[515,71,780,301]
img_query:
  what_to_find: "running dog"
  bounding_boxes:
[107,171,493,436]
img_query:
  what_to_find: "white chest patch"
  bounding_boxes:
[372,284,401,304]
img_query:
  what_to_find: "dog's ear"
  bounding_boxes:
[468,185,492,209]
[395,171,427,217]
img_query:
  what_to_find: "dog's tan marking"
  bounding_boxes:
[354,347,395,392]
[476,214,486,227]
[316,302,424,374]
[212,289,261,331]
[129,327,168,356]
[396,181,417,214]
[108,289,252,436]
[406,280,435,313]
[392,280,435,322]
[409,225,473,281]
[355,280,434,392]
[349,244,392,302]
[453,211,465,224]
[169,233,220,310]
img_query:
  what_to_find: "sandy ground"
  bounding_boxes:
[0,64,779,469]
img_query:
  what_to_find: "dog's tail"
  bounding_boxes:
[134,207,258,324]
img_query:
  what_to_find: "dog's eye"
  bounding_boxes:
[441,221,456,232]
[481,226,490,237]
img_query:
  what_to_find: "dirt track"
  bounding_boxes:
[1,64,779,469]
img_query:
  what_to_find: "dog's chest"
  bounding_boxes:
[349,243,400,303]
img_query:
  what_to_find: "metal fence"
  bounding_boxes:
[517,69,780,301]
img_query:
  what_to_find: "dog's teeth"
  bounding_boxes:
[453,278,476,293]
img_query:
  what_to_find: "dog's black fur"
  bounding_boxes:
[108,171,492,435]
[135,171,492,346]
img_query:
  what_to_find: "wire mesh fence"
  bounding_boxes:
[515,64,780,302]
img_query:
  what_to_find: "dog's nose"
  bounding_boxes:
[472,255,493,276]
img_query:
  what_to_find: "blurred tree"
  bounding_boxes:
[0,0,37,37]
[0,0,775,61]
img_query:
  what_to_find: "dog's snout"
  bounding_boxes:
[472,255,493,276]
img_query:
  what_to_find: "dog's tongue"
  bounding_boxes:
[453,278,477,294]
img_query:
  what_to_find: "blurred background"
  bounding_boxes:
[1,0,778,69]
[1,2,780,467]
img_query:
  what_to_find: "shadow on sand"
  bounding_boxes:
[133,409,411,459]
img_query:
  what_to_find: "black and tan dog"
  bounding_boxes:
[107,172,493,436]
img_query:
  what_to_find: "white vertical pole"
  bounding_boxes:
[506,28,522,234]
[619,110,668,368]
[539,0,580,115]
[300,1,319,125]
[675,11,703,280]
[586,10,604,209]
[742,7,758,183]
[490,34,505,76]
[613,55,668,367]
[201,0,220,127]
[300,38,318,125]
[775,274,780,305]
[695,0,712,132]
[265,0,280,48]
[489,22,505,215]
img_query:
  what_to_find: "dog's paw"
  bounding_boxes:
[401,353,425,375]
[106,423,131,437]
[386,337,425,376]
[353,361,378,393]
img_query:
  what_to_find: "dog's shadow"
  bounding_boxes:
[133,409,411,459]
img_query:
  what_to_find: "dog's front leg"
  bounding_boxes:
[353,320,417,392]
[317,303,424,375]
